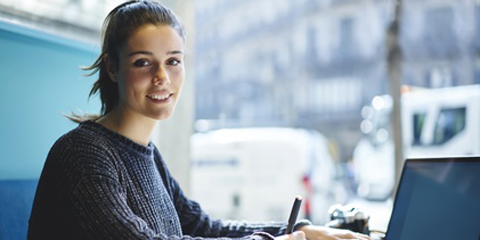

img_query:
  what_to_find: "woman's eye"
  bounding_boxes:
[133,59,150,67]
[167,58,181,66]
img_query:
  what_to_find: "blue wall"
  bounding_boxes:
[0,21,100,180]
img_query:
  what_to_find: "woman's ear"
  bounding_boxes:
[104,54,117,82]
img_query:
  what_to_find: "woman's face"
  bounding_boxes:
[109,24,185,121]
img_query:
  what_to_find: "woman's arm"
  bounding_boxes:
[153,151,368,240]
[40,137,274,240]
[154,152,305,238]
[71,174,281,240]
[69,157,278,240]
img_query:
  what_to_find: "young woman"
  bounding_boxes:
[28,1,370,240]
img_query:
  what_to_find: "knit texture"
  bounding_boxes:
[27,121,303,240]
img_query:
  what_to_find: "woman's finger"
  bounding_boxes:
[291,231,306,240]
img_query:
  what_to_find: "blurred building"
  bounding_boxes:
[194,0,480,161]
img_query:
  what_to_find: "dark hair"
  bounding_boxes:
[68,0,185,122]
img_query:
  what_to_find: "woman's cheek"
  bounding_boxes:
[170,67,185,80]
[125,70,152,84]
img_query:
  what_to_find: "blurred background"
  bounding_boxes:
[1,0,480,238]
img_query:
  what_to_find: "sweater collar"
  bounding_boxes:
[81,120,155,156]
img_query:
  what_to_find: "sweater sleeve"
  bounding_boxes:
[71,174,276,240]
[154,153,309,239]
[65,140,278,240]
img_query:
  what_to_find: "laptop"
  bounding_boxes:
[384,157,480,240]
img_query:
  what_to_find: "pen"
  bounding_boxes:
[286,195,303,234]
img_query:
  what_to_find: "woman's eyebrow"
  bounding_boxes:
[127,50,183,57]
[128,51,152,57]
[167,50,183,55]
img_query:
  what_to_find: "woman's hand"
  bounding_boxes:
[275,231,306,240]
[299,225,370,240]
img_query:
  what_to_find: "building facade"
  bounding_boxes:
[194,0,480,160]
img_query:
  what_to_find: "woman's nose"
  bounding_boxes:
[153,64,170,86]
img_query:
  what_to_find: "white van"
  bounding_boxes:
[403,85,480,157]
[190,128,348,224]
[353,85,480,200]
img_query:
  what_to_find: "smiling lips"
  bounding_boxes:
[147,92,173,102]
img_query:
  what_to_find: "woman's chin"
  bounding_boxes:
[151,111,174,121]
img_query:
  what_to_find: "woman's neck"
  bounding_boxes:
[98,108,157,147]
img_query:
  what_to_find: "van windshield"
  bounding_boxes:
[433,107,466,145]
[412,107,466,146]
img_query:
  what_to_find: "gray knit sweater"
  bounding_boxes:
[28,121,309,239]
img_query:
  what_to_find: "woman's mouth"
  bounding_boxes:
[147,93,173,103]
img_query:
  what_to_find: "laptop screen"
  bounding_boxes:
[386,157,480,240]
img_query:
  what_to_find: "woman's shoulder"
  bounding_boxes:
[60,120,107,143]
[42,121,123,193]
[46,121,121,178]
[50,121,116,160]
